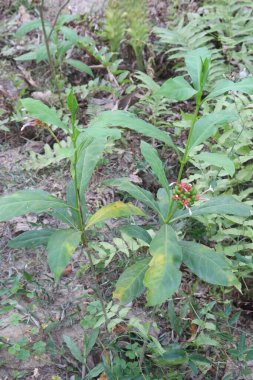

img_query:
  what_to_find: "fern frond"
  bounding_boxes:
[24,138,73,171]
[103,0,126,53]
[103,0,149,70]
[154,17,228,87]
[154,1,253,83]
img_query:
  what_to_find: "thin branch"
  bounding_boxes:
[47,0,71,41]
[39,0,55,75]
[85,247,110,332]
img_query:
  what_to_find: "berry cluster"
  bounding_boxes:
[172,182,200,210]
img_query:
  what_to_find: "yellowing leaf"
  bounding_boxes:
[47,229,82,281]
[113,258,149,304]
[85,201,145,229]
[144,225,182,306]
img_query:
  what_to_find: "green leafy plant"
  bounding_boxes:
[103,0,149,70]
[100,48,252,308]
[154,1,253,84]
[2,93,150,284]
[2,43,253,378]
[130,71,174,128]
[15,12,93,88]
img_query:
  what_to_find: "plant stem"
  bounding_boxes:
[47,0,71,41]
[73,149,84,231]
[165,98,201,224]
[70,130,109,333]
[45,125,62,147]
[84,247,110,333]
[139,307,157,370]
[176,102,201,184]
[39,1,56,80]
[39,0,64,107]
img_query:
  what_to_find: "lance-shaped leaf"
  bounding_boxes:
[88,110,177,150]
[47,229,82,281]
[154,349,188,366]
[85,201,145,229]
[105,178,163,218]
[157,188,170,220]
[8,229,55,249]
[66,59,93,76]
[144,225,182,306]
[120,225,152,245]
[21,98,67,132]
[114,258,149,304]
[155,76,197,101]
[77,138,106,197]
[0,190,69,222]
[188,111,238,151]
[206,77,253,100]
[180,241,241,288]
[15,19,47,38]
[171,195,251,223]
[63,335,83,363]
[193,153,235,176]
[185,48,211,91]
[66,180,83,222]
[141,141,170,194]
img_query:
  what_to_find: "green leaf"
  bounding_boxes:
[84,328,99,358]
[21,98,67,132]
[189,353,212,366]
[194,152,235,176]
[15,19,45,38]
[77,138,106,197]
[155,76,197,101]
[168,300,183,335]
[56,14,77,28]
[67,90,78,116]
[154,348,188,365]
[85,363,104,380]
[120,225,152,244]
[57,40,73,60]
[63,335,83,363]
[144,225,182,306]
[157,188,170,220]
[195,333,220,347]
[50,208,76,227]
[16,349,30,361]
[8,229,55,249]
[0,190,69,222]
[189,111,238,150]
[113,258,149,304]
[206,77,253,100]
[105,178,163,218]
[185,48,211,91]
[15,52,37,61]
[66,58,93,76]
[171,196,251,222]
[35,44,56,63]
[140,141,170,194]
[135,71,160,93]
[66,180,83,222]
[180,241,240,288]
[47,229,81,281]
[85,201,145,229]
[88,110,177,151]
[60,25,79,42]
